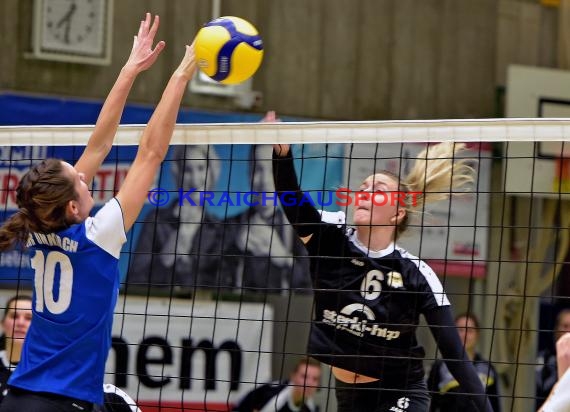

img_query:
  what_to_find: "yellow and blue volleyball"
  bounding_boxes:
[195,16,264,85]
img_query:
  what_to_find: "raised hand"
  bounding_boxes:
[75,13,167,185]
[273,143,290,157]
[262,111,290,157]
[124,13,166,73]
[262,110,280,123]
[175,41,197,81]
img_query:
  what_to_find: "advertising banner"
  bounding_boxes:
[107,297,273,410]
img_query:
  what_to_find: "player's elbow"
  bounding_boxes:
[138,140,168,164]
[135,148,164,169]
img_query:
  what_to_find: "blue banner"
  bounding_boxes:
[0,94,344,294]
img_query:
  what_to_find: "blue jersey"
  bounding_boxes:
[9,199,126,404]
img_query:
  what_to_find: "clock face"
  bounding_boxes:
[41,0,106,56]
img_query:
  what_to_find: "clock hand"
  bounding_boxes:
[56,2,77,28]
[56,2,77,44]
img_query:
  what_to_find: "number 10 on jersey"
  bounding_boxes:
[31,250,73,315]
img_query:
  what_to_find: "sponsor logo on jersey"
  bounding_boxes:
[321,308,400,340]
[351,259,364,267]
[387,271,404,288]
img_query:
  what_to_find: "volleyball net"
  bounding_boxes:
[0,119,568,411]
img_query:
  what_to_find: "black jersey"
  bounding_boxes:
[273,151,493,411]
[305,219,449,385]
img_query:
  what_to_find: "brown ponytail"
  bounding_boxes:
[0,159,77,251]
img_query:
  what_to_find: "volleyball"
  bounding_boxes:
[195,16,264,85]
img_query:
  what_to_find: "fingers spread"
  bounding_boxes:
[152,40,166,55]
[143,12,151,32]
[149,15,160,37]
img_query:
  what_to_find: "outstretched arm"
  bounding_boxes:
[116,43,197,232]
[425,306,493,412]
[272,144,322,239]
[75,13,166,184]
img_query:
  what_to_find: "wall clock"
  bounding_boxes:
[32,0,113,65]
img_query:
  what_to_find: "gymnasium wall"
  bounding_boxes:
[0,0,560,120]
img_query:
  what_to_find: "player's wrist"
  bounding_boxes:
[119,65,140,80]
[171,70,193,84]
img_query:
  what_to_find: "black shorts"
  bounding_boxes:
[0,386,93,412]
[335,378,430,412]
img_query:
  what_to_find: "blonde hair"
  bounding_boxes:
[396,142,475,236]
